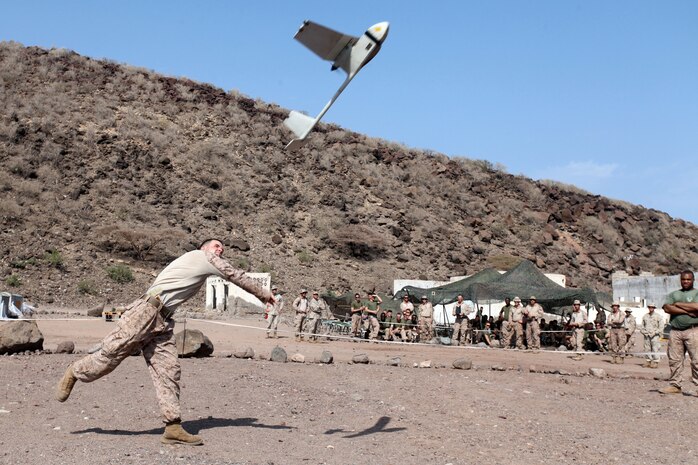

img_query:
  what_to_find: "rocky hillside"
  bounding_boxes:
[1,42,697,310]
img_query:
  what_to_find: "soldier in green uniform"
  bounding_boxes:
[350,293,364,338]
[659,270,698,394]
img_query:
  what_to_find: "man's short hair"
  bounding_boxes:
[198,238,224,250]
[681,270,694,278]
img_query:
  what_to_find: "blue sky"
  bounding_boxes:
[2,1,696,223]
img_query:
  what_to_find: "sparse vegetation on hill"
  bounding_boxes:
[1,41,698,309]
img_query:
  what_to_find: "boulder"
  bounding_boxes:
[270,346,287,363]
[87,303,105,317]
[418,360,432,368]
[290,353,305,363]
[352,353,370,364]
[387,357,401,367]
[452,358,473,370]
[234,347,255,359]
[55,341,75,354]
[318,350,333,364]
[589,368,606,379]
[175,329,214,358]
[0,321,44,355]
[230,239,250,251]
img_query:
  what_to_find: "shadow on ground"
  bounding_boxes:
[71,416,295,436]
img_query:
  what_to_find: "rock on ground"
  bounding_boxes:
[55,341,75,354]
[589,368,606,378]
[174,329,214,358]
[352,354,369,364]
[290,353,305,363]
[0,321,44,355]
[234,347,255,359]
[270,346,287,363]
[317,350,333,364]
[452,358,473,370]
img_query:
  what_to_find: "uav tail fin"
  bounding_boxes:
[283,110,317,138]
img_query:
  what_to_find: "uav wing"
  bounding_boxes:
[294,20,357,62]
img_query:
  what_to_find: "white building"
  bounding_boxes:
[205,273,271,315]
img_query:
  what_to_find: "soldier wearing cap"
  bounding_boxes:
[640,303,663,368]
[509,297,526,349]
[292,289,310,341]
[623,308,637,354]
[569,300,588,360]
[350,293,364,338]
[524,296,543,351]
[266,286,284,338]
[608,302,627,363]
[418,295,434,342]
[660,270,698,394]
[306,291,328,341]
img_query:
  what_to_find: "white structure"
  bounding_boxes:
[205,273,271,314]
[612,271,681,326]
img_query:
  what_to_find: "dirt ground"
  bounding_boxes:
[1,313,696,465]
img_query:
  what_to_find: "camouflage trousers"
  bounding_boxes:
[609,328,627,357]
[572,328,585,352]
[367,316,380,340]
[293,312,307,339]
[451,318,468,345]
[499,321,511,348]
[266,313,280,337]
[667,326,698,389]
[526,320,540,350]
[350,313,362,336]
[72,297,180,423]
[643,334,661,362]
[305,313,322,340]
[513,323,525,349]
[419,317,434,342]
[623,332,636,353]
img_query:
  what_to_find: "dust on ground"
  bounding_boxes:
[0,315,695,465]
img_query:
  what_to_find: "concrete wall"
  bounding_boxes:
[205,273,271,315]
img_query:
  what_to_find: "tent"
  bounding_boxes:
[394,260,609,317]
[394,267,503,305]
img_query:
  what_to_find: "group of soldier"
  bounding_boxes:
[264,287,330,341]
[265,287,669,369]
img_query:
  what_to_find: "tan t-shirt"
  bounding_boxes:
[147,250,271,312]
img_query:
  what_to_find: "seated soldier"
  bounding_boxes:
[590,322,608,352]
[478,322,493,346]
[390,313,404,341]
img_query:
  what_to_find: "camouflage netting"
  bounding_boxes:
[394,260,611,316]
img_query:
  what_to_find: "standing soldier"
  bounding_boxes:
[524,296,543,351]
[418,295,435,342]
[306,291,328,341]
[660,270,698,394]
[266,285,283,338]
[607,303,627,363]
[363,293,382,340]
[640,303,663,369]
[569,300,587,361]
[54,238,273,446]
[350,293,364,338]
[510,297,526,349]
[499,297,513,348]
[623,308,637,354]
[293,289,309,341]
[451,294,471,346]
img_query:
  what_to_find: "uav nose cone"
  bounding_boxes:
[369,21,389,43]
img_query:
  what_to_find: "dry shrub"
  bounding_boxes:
[328,224,389,259]
[96,224,187,262]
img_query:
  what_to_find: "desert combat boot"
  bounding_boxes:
[55,364,77,402]
[161,421,203,446]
